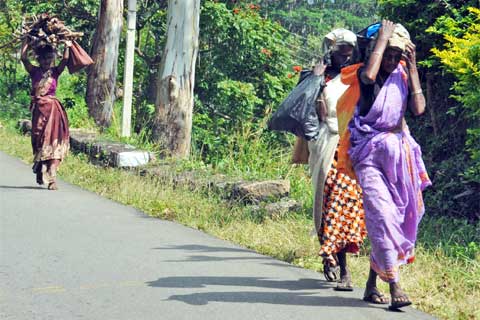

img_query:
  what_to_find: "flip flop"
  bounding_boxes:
[363,288,389,304]
[334,274,354,291]
[323,263,340,282]
[389,294,412,310]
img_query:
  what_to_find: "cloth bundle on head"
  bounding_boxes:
[362,23,412,62]
[388,24,412,52]
[322,28,357,54]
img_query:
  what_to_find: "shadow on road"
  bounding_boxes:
[146,276,332,291]
[0,185,44,190]
[153,244,254,254]
[163,290,372,308]
[154,244,304,268]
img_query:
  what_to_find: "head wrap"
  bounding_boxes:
[362,23,412,62]
[322,28,357,54]
[321,28,360,67]
[387,24,412,52]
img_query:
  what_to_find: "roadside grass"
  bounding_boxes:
[0,123,478,320]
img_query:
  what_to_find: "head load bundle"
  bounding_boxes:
[22,13,84,56]
[356,22,412,62]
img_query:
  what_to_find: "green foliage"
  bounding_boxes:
[0,0,98,129]
[193,2,298,161]
[56,72,96,129]
[378,1,480,221]
[429,7,480,184]
[227,0,378,35]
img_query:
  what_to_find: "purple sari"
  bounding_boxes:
[348,64,431,283]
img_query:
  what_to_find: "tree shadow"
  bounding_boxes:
[154,244,305,268]
[153,244,253,254]
[164,290,372,308]
[146,276,332,291]
[164,254,273,263]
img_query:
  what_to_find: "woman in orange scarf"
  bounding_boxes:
[307,29,367,291]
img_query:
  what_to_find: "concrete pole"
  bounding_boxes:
[121,0,137,137]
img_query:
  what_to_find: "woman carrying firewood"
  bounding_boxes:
[21,39,72,190]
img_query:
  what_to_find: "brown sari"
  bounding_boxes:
[30,67,69,186]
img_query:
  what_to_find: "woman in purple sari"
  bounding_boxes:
[348,20,431,309]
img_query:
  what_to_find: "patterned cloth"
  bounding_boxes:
[318,152,367,266]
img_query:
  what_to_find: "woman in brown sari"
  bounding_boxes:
[21,40,71,190]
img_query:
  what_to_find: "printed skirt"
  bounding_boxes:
[318,154,367,266]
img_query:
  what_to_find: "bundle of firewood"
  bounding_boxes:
[21,13,84,53]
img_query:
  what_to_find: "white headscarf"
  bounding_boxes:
[322,28,357,54]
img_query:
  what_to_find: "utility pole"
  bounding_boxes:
[122,0,137,137]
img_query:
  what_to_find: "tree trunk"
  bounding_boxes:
[152,0,200,158]
[86,0,123,128]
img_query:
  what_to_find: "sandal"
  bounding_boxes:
[334,274,353,291]
[48,182,58,190]
[323,263,340,282]
[322,255,340,282]
[363,287,389,304]
[389,294,412,310]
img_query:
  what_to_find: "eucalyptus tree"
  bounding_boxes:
[152,0,200,158]
[86,0,123,127]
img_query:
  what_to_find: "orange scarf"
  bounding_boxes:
[336,63,363,179]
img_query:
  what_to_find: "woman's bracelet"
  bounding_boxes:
[411,89,423,95]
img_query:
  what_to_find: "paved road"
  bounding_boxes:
[0,151,435,320]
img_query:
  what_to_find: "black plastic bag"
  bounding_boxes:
[267,72,325,141]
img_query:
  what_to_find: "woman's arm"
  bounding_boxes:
[360,20,395,84]
[20,40,34,74]
[405,42,425,116]
[56,40,72,75]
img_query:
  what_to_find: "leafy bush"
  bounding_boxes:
[193,2,298,160]
[379,0,480,221]
[429,7,480,185]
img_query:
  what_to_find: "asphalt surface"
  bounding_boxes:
[0,151,436,319]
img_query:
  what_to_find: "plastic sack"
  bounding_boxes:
[356,22,381,61]
[267,72,325,141]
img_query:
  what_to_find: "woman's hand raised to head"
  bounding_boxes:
[21,39,30,59]
[313,60,327,76]
[404,42,417,70]
[20,39,34,73]
[378,20,395,42]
